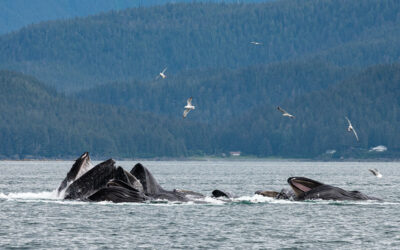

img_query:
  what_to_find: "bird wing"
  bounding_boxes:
[352,128,359,141]
[345,116,352,126]
[277,106,286,114]
[155,74,160,80]
[187,97,192,105]
[183,109,191,118]
[161,67,167,74]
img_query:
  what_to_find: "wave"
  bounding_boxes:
[0,191,395,206]
[0,190,59,200]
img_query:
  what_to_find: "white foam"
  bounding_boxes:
[200,196,226,205]
[234,194,276,203]
[0,190,59,200]
[0,191,396,206]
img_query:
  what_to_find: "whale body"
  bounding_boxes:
[57,153,204,203]
[287,177,382,201]
[256,177,381,201]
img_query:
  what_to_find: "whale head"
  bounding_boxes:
[57,152,92,195]
[130,163,164,195]
[287,177,324,198]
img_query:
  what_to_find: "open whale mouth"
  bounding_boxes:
[288,177,324,197]
[74,152,93,181]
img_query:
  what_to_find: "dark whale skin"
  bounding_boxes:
[288,177,382,201]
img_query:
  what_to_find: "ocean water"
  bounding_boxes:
[0,160,399,249]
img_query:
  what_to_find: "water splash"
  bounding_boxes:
[0,191,396,206]
[0,190,59,200]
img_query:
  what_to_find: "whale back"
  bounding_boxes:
[212,189,233,198]
[64,159,116,200]
[130,163,164,195]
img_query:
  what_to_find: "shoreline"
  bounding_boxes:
[0,156,399,162]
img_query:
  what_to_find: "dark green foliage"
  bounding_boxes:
[76,60,357,122]
[2,64,399,159]
[1,0,400,159]
[0,0,270,34]
[0,0,399,90]
[218,64,400,158]
[0,70,214,159]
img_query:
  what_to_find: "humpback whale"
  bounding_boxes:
[57,153,204,203]
[255,189,295,200]
[130,163,192,202]
[57,152,92,195]
[211,189,234,199]
[256,177,381,201]
[287,177,381,201]
[88,179,147,203]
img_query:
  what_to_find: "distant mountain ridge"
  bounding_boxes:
[0,0,399,90]
[0,0,272,35]
[0,0,399,159]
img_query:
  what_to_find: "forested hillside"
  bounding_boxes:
[0,0,270,35]
[0,0,399,159]
[216,64,400,158]
[0,0,138,35]
[0,71,215,159]
[76,60,357,122]
[1,65,399,159]
[0,0,399,90]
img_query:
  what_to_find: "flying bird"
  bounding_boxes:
[250,41,262,45]
[368,168,382,178]
[345,116,359,141]
[183,97,195,118]
[277,106,295,119]
[156,67,167,80]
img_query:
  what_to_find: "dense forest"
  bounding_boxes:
[76,60,357,122]
[0,70,216,159]
[1,0,270,34]
[217,64,400,158]
[0,0,399,90]
[1,65,399,159]
[0,0,399,159]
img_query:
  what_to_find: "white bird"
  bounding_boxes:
[156,67,167,80]
[183,97,195,118]
[277,106,295,119]
[368,168,382,178]
[345,116,359,141]
[250,41,262,45]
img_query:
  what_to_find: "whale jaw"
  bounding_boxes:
[287,177,324,198]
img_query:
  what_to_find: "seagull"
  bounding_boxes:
[345,116,359,141]
[183,97,195,118]
[277,106,295,119]
[156,67,167,80]
[250,41,262,45]
[368,168,382,178]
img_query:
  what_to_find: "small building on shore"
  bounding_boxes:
[229,151,241,157]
